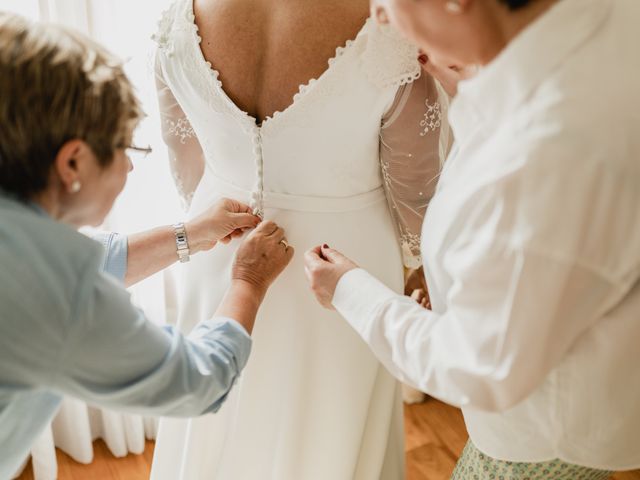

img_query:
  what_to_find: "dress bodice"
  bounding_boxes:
[154,0,448,267]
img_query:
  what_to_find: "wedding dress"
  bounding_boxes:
[150,1,448,478]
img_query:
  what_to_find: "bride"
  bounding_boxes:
[150,0,448,478]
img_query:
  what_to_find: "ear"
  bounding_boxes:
[53,140,92,194]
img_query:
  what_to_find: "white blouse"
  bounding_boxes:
[334,0,640,469]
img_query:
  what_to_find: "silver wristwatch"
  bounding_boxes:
[173,222,190,263]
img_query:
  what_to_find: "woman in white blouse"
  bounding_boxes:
[305,0,640,478]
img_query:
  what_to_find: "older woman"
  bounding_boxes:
[0,12,293,479]
[305,0,640,478]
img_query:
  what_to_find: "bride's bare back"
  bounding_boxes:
[194,0,369,123]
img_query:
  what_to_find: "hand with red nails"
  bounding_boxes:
[410,288,431,309]
[304,244,359,309]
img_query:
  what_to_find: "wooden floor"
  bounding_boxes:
[18,398,640,480]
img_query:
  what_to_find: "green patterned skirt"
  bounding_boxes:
[451,441,613,480]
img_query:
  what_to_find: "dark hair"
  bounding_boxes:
[0,13,142,200]
[499,0,532,10]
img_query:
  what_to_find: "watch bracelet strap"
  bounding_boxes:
[173,222,190,263]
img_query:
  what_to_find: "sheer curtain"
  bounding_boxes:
[1,1,180,479]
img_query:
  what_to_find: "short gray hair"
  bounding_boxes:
[0,12,143,199]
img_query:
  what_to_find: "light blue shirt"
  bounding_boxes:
[0,194,252,479]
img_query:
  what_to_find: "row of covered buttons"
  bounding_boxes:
[250,127,264,218]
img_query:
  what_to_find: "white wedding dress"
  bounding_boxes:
[150,1,448,479]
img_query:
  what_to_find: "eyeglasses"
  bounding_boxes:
[121,144,153,160]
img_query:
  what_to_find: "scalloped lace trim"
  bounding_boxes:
[152,4,421,126]
[170,3,372,131]
[362,23,421,90]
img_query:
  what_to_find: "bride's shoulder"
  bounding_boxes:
[152,0,194,54]
[359,22,421,90]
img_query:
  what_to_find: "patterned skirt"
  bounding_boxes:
[451,441,613,480]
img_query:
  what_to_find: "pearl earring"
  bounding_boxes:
[70,180,82,194]
[445,0,463,14]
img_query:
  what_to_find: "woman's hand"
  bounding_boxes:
[304,245,358,309]
[410,288,431,309]
[404,266,428,296]
[231,221,295,298]
[215,221,294,334]
[186,198,261,253]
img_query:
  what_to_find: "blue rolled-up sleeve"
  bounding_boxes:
[171,317,252,414]
[57,268,252,417]
[92,232,128,282]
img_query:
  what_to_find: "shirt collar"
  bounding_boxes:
[449,0,612,140]
[29,201,50,217]
[0,189,51,218]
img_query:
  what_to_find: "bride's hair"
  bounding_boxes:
[0,12,143,200]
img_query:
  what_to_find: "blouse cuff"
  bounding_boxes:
[332,268,400,338]
[193,317,253,374]
[93,232,128,283]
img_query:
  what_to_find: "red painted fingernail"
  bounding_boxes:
[322,244,329,249]
[418,54,428,65]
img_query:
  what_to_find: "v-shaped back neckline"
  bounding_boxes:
[187,0,371,130]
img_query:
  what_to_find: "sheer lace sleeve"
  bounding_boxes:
[155,55,205,210]
[380,73,450,269]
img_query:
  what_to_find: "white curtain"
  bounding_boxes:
[0,1,180,478]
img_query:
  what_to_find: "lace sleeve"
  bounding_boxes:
[380,73,450,269]
[155,54,204,210]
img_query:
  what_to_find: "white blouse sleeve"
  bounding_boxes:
[332,251,624,412]
[155,55,205,210]
[379,73,450,268]
[332,137,639,412]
